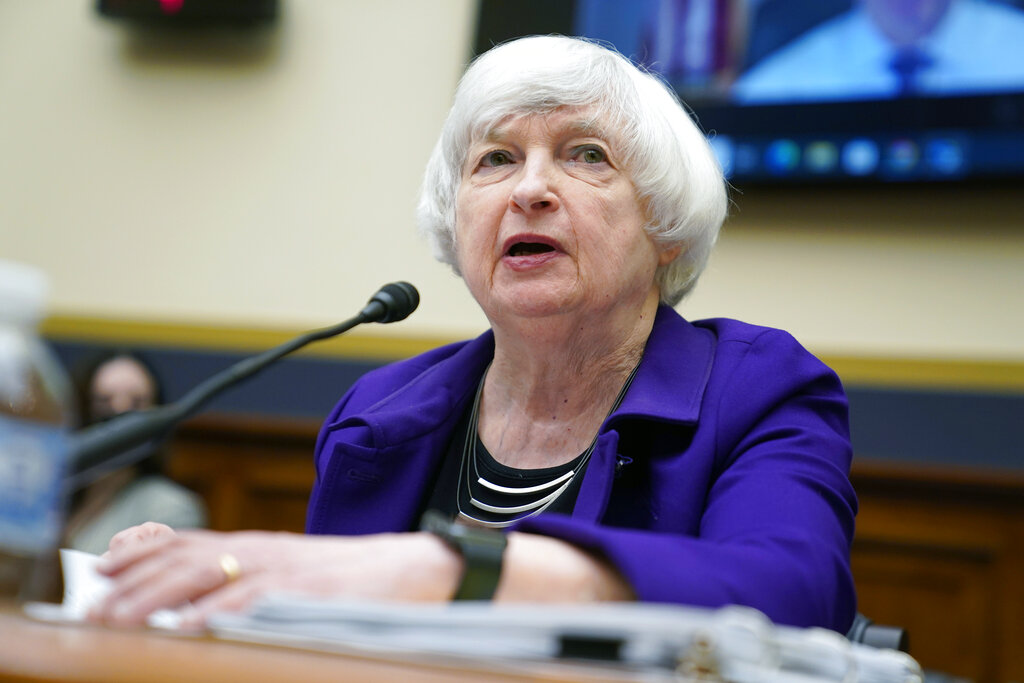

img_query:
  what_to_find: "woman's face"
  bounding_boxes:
[454,107,677,327]
[89,357,157,422]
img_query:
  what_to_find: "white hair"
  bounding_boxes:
[416,35,728,305]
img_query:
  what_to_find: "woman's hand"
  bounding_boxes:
[103,521,177,558]
[88,529,463,628]
[86,525,633,629]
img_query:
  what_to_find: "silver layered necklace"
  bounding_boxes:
[456,362,640,528]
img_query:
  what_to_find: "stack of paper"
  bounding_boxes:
[209,597,923,683]
[22,549,923,681]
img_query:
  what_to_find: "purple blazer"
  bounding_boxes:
[307,305,857,632]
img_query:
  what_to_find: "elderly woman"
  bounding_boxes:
[93,36,856,633]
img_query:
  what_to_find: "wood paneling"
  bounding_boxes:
[167,416,1024,683]
[851,461,1024,682]
[168,415,319,533]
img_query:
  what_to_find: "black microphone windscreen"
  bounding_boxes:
[365,282,420,323]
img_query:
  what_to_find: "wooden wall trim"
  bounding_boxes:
[44,314,1024,392]
[851,458,1024,499]
[179,413,324,439]
[42,314,455,362]
[826,354,1024,392]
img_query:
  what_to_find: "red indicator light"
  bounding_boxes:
[158,0,184,15]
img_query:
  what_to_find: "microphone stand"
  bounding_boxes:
[67,282,419,491]
[64,441,162,493]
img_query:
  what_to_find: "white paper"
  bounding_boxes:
[59,548,113,618]
[23,548,184,629]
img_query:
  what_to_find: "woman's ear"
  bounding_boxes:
[657,244,682,267]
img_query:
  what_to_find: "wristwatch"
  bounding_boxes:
[420,510,507,601]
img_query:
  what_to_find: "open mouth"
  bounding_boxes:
[507,242,556,257]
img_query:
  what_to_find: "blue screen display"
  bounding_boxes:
[563,0,1024,184]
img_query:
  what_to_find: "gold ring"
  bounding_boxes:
[218,553,242,583]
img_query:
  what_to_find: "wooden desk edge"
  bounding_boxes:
[0,609,641,683]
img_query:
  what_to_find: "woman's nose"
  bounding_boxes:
[508,157,560,215]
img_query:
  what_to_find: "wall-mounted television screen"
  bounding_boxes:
[475,0,1024,186]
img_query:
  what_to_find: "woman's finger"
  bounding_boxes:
[92,530,226,623]
[94,542,195,617]
[96,551,230,626]
[98,526,184,576]
[108,521,175,552]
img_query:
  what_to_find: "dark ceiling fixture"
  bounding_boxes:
[96,0,279,27]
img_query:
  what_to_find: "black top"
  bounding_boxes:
[424,404,588,525]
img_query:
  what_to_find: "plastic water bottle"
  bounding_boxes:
[0,259,75,602]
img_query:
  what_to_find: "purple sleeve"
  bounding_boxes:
[517,329,858,632]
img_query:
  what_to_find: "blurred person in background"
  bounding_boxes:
[65,350,206,555]
[734,0,1024,102]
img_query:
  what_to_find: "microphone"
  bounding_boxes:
[66,282,419,489]
[359,281,419,323]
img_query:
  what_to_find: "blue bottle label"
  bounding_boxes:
[0,415,69,554]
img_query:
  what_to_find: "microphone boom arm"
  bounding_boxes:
[68,282,419,486]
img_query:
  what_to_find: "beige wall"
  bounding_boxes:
[2,1,1022,361]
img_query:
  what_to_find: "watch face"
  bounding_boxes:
[420,510,506,600]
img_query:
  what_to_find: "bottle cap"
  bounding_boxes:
[0,259,49,324]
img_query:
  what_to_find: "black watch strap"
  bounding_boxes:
[420,510,507,601]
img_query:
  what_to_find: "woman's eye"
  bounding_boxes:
[573,145,608,164]
[481,150,513,167]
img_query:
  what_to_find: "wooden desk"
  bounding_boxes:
[0,609,630,683]
[167,417,1024,682]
